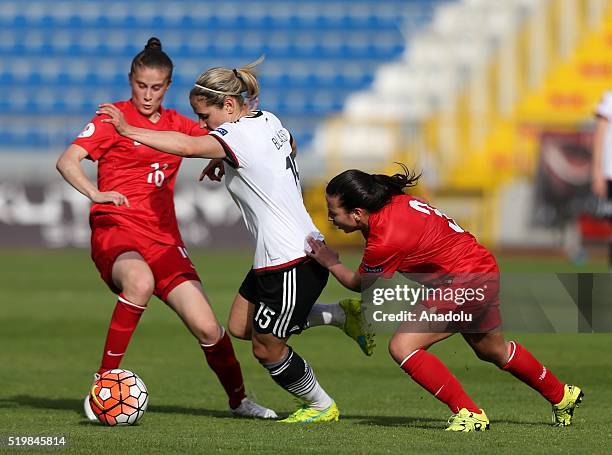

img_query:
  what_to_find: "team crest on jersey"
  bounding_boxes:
[214,127,228,136]
[78,122,95,138]
[362,264,383,274]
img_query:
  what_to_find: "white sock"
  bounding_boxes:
[301,379,334,411]
[306,303,346,328]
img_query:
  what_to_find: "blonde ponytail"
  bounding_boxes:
[190,56,264,107]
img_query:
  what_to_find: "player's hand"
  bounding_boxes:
[199,158,225,182]
[592,174,607,198]
[306,236,340,269]
[97,103,131,136]
[91,190,130,207]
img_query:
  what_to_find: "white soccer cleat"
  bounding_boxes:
[231,398,278,419]
[84,395,97,421]
[83,373,101,421]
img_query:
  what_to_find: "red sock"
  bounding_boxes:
[200,328,246,409]
[400,349,480,414]
[98,295,146,375]
[502,341,565,404]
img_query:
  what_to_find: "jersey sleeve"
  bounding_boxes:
[596,91,612,120]
[72,114,118,161]
[359,241,404,278]
[208,122,248,168]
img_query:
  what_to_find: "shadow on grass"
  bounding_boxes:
[343,414,442,429]
[0,396,236,420]
[343,413,544,428]
[0,396,82,413]
[1,396,547,428]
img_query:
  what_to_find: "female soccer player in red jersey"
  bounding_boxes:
[96,58,380,423]
[56,38,276,420]
[305,166,583,432]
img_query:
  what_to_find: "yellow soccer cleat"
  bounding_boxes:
[445,408,490,432]
[339,298,376,356]
[552,384,584,426]
[279,402,340,423]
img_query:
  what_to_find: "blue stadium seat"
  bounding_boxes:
[0,0,448,151]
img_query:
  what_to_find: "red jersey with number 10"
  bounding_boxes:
[359,194,498,277]
[72,100,207,245]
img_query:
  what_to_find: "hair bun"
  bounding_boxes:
[145,37,162,51]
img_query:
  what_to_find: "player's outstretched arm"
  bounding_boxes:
[306,237,361,292]
[97,104,226,160]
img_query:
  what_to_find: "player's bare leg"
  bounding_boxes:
[388,329,453,359]
[227,293,255,340]
[252,331,339,422]
[112,252,155,307]
[166,281,276,419]
[463,331,582,426]
[462,331,509,367]
[166,281,221,345]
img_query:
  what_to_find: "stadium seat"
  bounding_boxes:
[0,0,447,151]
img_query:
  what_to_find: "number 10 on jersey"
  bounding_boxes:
[147,163,166,187]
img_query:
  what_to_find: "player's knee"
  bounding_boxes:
[388,337,410,364]
[130,278,155,299]
[194,323,223,346]
[252,341,272,363]
[122,273,155,303]
[251,335,285,364]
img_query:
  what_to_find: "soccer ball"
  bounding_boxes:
[88,369,148,426]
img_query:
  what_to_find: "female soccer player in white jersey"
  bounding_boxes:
[97,58,368,422]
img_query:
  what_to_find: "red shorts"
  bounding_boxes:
[91,225,200,301]
[421,274,502,333]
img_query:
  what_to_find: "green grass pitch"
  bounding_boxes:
[1,249,611,454]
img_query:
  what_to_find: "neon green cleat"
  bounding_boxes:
[278,402,340,423]
[445,408,490,432]
[338,298,376,356]
[552,384,583,426]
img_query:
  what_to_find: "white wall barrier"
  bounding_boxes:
[0,179,248,248]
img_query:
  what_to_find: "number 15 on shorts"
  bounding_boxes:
[255,303,276,329]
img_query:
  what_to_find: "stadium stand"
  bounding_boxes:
[304,0,612,247]
[0,0,447,152]
[2,0,610,253]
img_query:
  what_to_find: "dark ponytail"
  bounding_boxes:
[130,37,174,79]
[326,164,420,212]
